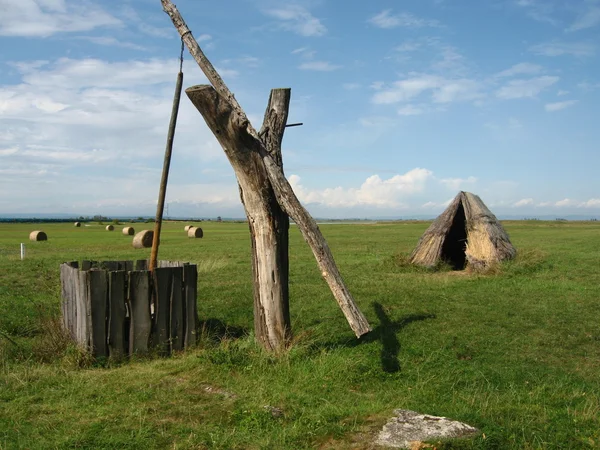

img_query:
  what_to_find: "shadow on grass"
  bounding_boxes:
[198,318,248,343]
[320,304,435,373]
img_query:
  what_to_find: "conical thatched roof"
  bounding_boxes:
[410,191,516,270]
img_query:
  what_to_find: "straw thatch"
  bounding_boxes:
[133,230,154,248]
[105,225,114,231]
[122,226,135,236]
[29,230,47,241]
[74,222,81,227]
[187,227,203,238]
[184,225,193,232]
[410,191,516,270]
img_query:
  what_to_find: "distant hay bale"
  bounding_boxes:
[122,227,135,236]
[29,230,47,241]
[184,225,193,232]
[105,225,114,231]
[410,191,516,270]
[133,230,154,249]
[74,222,81,227]
[187,227,203,238]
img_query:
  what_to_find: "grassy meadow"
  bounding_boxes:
[0,219,599,449]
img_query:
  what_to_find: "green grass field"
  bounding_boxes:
[1,220,599,449]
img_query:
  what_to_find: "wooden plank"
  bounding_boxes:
[75,269,91,350]
[152,268,172,355]
[135,259,148,271]
[129,270,151,354]
[122,261,134,272]
[108,271,127,359]
[68,261,79,269]
[170,266,184,352]
[183,264,198,348]
[89,270,108,358]
[102,261,120,271]
[60,264,70,333]
[81,260,92,271]
[69,265,78,340]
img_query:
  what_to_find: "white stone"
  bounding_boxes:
[375,409,479,448]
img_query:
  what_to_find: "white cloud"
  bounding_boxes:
[514,198,534,207]
[397,105,425,116]
[555,198,577,207]
[567,6,600,32]
[557,90,570,96]
[368,10,441,28]
[495,62,543,78]
[496,76,559,99]
[0,0,121,37]
[439,176,477,190]
[298,61,341,71]
[582,199,600,208]
[288,168,433,208]
[530,41,595,57]
[372,74,483,105]
[76,36,146,51]
[421,198,453,209]
[515,0,558,25]
[545,100,577,112]
[342,83,361,90]
[0,56,234,214]
[263,5,326,36]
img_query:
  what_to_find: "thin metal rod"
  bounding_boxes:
[284,122,303,128]
[150,70,184,271]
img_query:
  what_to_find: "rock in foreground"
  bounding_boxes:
[375,409,478,448]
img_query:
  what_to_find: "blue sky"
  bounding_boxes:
[1,0,599,218]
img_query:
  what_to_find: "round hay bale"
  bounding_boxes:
[74,222,81,227]
[106,225,114,231]
[133,230,154,249]
[29,230,47,241]
[187,226,203,238]
[184,225,193,232]
[122,226,135,236]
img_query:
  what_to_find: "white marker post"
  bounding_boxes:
[20,243,25,260]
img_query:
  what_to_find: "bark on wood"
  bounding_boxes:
[129,271,151,354]
[186,86,371,338]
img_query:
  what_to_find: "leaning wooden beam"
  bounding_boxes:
[186,86,371,337]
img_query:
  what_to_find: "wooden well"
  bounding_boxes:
[60,260,198,359]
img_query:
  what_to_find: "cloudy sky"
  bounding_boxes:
[1,0,599,218]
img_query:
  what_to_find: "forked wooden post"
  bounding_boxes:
[161,0,371,341]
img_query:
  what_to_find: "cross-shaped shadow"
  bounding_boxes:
[371,303,436,373]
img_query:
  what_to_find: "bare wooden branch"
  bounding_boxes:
[186,86,371,338]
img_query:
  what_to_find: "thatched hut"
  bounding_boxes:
[29,230,47,241]
[410,191,516,270]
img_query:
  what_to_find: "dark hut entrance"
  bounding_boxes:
[441,202,467,270]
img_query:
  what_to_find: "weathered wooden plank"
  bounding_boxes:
[75,269,91,350]
[60,264,70,333]
[123,261,134,272]
[108,271,127,359]
[135,259,148,271]
[152,268,173,355]
[81,260,93,271]
[183,264,198,348]
[68,265,78,340]
[170,266,184,352]
[128,271,151,354]
[102,261,120,271]
[89,270,108,358]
